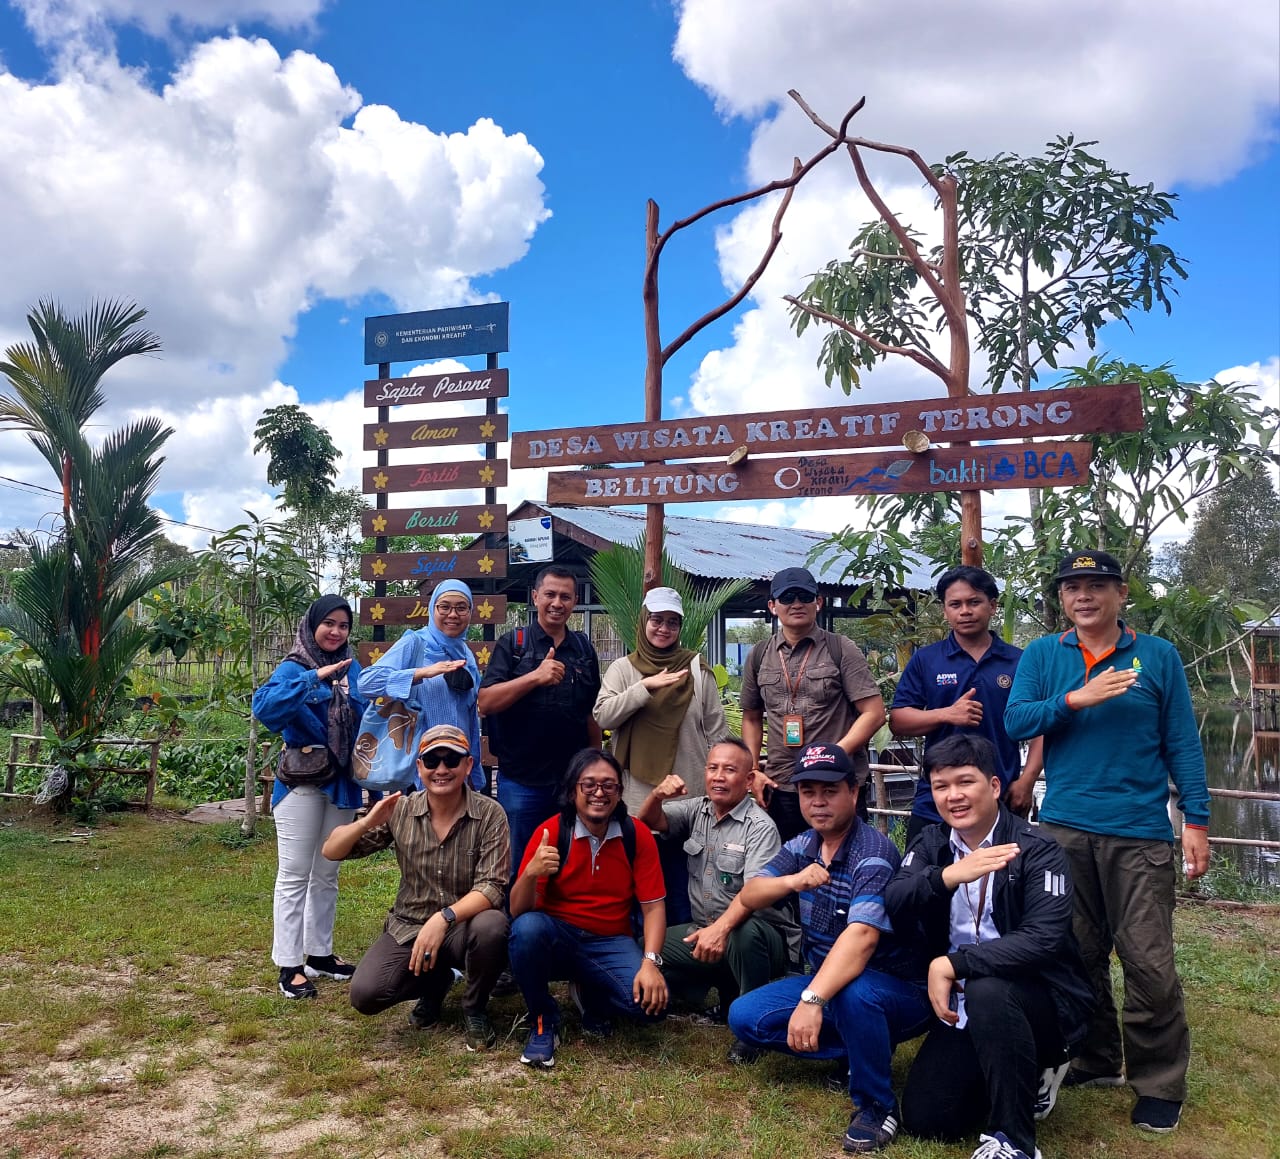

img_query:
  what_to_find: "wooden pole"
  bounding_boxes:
[642,199,664,590]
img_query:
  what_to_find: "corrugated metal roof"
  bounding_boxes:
[542,505,939,590]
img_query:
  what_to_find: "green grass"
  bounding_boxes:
[1,803,1277,1159]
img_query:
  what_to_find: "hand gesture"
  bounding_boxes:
[1072,665,1138,708]
[525,828,560,878]
[633,959,669,1014]
[641,668,688,693]
[945,687,984,727]
[652,775,687,803]
[362,791,402,830]
[1182,826,1210,881]
[750,766,777,808]
[536,646,565,686]
[943,843,1020,887]
[417,658,466,681]
[790,862,830,892]
[317,657,352,682]
[684,923,728,963]
[928,956,960,1025]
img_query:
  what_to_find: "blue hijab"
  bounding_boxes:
[421,579,482,690]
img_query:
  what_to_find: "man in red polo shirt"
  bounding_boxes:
[508,748,668,1068]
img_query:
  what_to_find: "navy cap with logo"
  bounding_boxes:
[1054,550,1124,585]
[770,567,820,599]
[792,742,855,784]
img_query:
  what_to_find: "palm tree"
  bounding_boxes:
[588,534,749,654]
[0,300,186,807]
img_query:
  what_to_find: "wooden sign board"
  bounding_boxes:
[515,384,1138,468]
[364,368,509,409]
[362,504,506,537]
[360,548,507,583]
[363,460,507,495]
[358,639,497,671]
[547,442,1093,507]
[358,594,508,627]
[364,413,508,452]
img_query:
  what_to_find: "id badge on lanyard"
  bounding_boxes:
[780,644,813,747]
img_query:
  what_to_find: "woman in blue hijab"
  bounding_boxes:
[358,579,484,789]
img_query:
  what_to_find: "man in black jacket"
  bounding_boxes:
[885,735,1092,1159]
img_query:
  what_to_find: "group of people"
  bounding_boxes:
[252,551,1211,1159]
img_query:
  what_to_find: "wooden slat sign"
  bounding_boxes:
[358,594,508,627]
[515,384,1139,468]
[364,413,508,452]
[363,460,507,495]
[362,504,507,537]
[360,548,507,583]
[547,442,1093,507]
[358,639,498,671]
[364,368,509,409]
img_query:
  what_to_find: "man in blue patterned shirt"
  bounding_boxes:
[727,743,930,1154]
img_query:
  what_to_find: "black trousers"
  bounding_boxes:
[901,975,1067,1156]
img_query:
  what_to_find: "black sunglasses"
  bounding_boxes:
[774,589,816,605]
[419,749,466,769]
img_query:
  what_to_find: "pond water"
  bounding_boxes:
[1200,709,1280,888]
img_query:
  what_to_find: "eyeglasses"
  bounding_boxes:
[774,590,816,605]
[577,779,621,797]
[646,615,682,631]
[434,602,471,617]
[419,749,466,769]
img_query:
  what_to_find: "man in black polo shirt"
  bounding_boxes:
[479,564,602,874]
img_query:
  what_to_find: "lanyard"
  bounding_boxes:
[779,640,814,712]
[961,862,990,944]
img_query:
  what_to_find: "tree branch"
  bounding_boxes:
[783,296,949,380]
[662,159,802,366]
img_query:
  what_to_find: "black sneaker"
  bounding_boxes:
[567,981,614,1039]
[843,1102,900,1153]
[463,1011,497,1052]
[408,996,443,1029]
[304,954,356,982]
[692,1002,727,1026]
[278,967,317,1000]
[1131,1096,1182,1133]
[1062,1067,1125,1088]
[491,968,518,997]
[726,1039,763,1065]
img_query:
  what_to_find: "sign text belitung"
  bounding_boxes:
[546,442,1092,507]
[516,383,1139,467]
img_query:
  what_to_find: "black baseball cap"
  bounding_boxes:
[770,567,819,599]
[1054,550,1124,584]
[792,743,855,784]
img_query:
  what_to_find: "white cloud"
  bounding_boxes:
[14,0,328,46]
[676,0,1279,187]
[0,34,547,543]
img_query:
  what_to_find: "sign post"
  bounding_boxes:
[360,304,510,669]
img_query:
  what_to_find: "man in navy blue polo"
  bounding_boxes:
[890,567,1042,844]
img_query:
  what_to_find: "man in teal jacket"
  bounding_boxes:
[1005,550,1210,1137]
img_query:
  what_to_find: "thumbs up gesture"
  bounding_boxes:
[526,826,561,878]
[946,686,984,727]
[537,644,566,686]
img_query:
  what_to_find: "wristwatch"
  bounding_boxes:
[643,951,664,967]
[441,906,457,927]
[799,988,827,1007]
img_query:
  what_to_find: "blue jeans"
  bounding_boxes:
[508,911,665,1027]
[496,777,560,881]
[728,970,931,1112]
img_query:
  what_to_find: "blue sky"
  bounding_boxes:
[0,0,1276,548]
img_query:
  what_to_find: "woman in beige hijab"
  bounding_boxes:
[594,587,727,813]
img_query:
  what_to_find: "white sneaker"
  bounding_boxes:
[969,1132,1041,1159]
[1033,1060,1070,1121]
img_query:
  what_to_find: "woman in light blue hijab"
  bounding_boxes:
[357,580,483,788]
